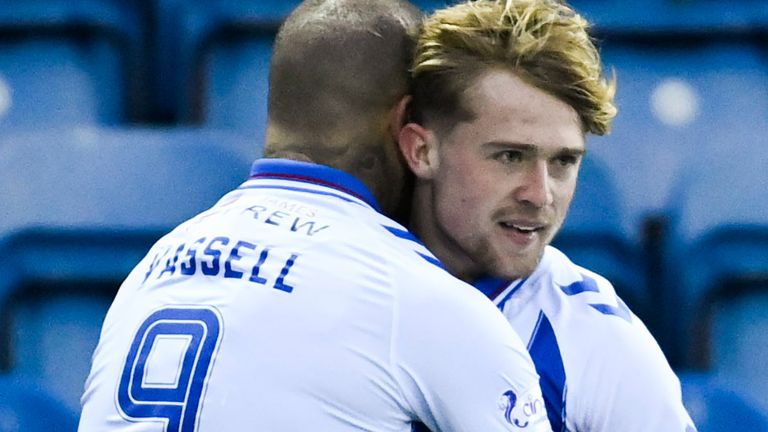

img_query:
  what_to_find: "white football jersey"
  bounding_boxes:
[79,159,550,432]
[473,246,696,432]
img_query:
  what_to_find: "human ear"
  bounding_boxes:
[398,122,439,180]
[390,95,411,141]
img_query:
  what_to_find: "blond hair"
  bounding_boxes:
[410,0,616,135]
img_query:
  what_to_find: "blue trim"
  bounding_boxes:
[559,274,632,323]
[382,225,424,245]
[559,277,599,296]
[473,275,507,298]
[589,297,632,323]
[528,312,566,432]
[380,225,444,269]
[417,252,444,269]
[249,159,380,211]
[495,279,528,312]
[238,184,362,206]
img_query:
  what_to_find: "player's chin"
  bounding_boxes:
[491,250,542,280]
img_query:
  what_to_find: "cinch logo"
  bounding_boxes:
[498,390,546,428]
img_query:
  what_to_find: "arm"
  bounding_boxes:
[393,274,552,431]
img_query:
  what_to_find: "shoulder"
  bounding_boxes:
[359,216,456,287]
[528,247,678,388]
[531,247,630,323]
[503,249,691,431]
[542,248,689,429]
[536,247,656,359]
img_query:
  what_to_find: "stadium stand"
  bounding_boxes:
[0,374,78,432]
[587,38,768,242]
[582,37,768,365]
[705,288,768,414]
[0,0,767,424]
[149,0,297,123]
[668,133,768,406]
[0,0,147,128]
[680,372,768,431]
[571,0,768,33]
[0,126,255,412]
[152,0,455,127]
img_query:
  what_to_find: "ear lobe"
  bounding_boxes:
[398,122,438,179]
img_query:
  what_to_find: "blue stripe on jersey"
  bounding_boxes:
[589,297,632,323]
[249,159,381,211]
[528,312,566,432]
[417,252,445,269]
[560,275,632,323]
[381,225,445,269]
[382,225,423,244]
[559,277,599,295]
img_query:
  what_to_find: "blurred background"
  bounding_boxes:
[0,0,766,430]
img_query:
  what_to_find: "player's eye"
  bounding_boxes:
[495,150,523,164]
[554,154,579,167]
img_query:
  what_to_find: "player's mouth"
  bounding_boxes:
[498,220,546,246]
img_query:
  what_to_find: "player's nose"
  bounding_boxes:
[514,161,553,208]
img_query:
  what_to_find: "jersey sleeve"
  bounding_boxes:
[391,270,552,432]
[573,317,696,432]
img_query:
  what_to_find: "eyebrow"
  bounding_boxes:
[482,141,586,157]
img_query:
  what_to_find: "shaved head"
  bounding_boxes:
[265,0,421,215]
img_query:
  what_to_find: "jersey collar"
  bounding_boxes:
[249,158,381,212]
[473,275,516,300]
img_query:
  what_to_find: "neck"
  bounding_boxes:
[266,123,405,217]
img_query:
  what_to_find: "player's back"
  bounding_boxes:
[79,160,549,432]
[81,166,426,430]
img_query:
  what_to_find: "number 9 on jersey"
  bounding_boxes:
[117,307,223,432]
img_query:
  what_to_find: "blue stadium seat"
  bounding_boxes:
[667,102,768,368]
[589,39,768,243]
[410,0,453,12]
[0,126,255,233]
[576,38,768,366]
[0,126,255,412]
[152,0,453,130]
[570,0,768,33]
[680,372,768,431]
[197,31,274,133]
[0,374,78,431]
[706,287,768,414]
[151,0,295,126]
[0,0,145,128]
[672,145,768,387]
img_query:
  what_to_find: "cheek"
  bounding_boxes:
[433,172,492,237]
[431,150,495,224]
[434,166,485,208]
[553,179,578,214]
